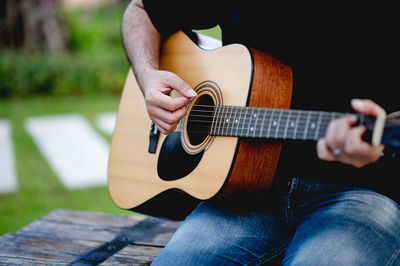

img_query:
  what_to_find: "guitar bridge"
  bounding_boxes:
[148,122,160,154]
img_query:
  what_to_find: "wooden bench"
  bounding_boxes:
[0,209,181,265]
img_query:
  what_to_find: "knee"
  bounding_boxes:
[283,230,367,265]
[283,191,400,265]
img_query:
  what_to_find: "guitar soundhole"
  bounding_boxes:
[181,80,221,155]
[187,94,215,145]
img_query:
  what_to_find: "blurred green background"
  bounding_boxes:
[0,0,220,235]
[0,0,131,236]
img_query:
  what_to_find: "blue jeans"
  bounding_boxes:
[151,177,400,265]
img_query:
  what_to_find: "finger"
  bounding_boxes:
[324,115,357,150]
[317,138,336,161]
[153,115,179,134]
[159,105,187,126]
[147,90,190,112]
[343,126,383,167]
[351,99,386,117]
[148,105,187,130]
[345,126,383,159]
[344,126,369,155]
[163,72,197,99]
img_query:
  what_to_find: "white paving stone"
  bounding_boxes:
[0,119,18,193]
[25,114,109,189]
[96,112,116,136]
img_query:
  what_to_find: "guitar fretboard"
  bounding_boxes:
[208,105,362,141]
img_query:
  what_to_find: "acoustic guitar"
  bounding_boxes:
[108,31,400,220]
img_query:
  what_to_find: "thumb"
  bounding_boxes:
[165,72,197,99]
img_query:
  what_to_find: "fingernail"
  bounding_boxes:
[188,89,197,97]
[351,99,363,108]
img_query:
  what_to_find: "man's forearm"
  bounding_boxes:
[121,0,161,93]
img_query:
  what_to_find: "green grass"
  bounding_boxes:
[0,95,131,235]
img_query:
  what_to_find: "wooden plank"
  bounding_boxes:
[0,234,163,265]
[0,233,98,264]
[17,209,180,246]
[102,245,163,265]
[0,209,180,265]
[17,209,147,243]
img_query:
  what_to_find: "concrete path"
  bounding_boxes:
[0,120,18,193]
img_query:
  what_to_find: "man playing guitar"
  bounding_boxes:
[121,1,400,264]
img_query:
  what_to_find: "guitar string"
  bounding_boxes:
[175,104,363,137]
[184,112,347,128]
[187,104,351,119]
[179,127,329,139]
[185,106,359,130]
[182,120,333,138]
[184,111,343,133]
[181,114,342,137]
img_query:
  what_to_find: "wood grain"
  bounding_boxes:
[222,48,293,196]
[0,209,180,265]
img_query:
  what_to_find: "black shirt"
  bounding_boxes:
[143,0,399,200]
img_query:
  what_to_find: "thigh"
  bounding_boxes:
[283,190,400,266]
[152,200,289,266]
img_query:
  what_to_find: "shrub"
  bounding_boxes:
[0,3,129,99]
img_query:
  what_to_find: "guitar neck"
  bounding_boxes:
[208,105,365,141]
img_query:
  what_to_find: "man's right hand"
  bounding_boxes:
[142,69,197,134]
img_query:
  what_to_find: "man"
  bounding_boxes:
[121,1,400,265]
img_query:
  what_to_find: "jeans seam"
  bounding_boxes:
[247,240,289,266]
[387,247,400,266]
[285,177,297,228]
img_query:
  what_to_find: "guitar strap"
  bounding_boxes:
[69,217,171,265]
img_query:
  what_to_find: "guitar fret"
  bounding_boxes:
[274,109,283,138]
[307,112,318,140]
[283,110,292,139]
[314,112,323,140]
[237,107,243,136]
[252,108,259,137]
[243,108,250,137]
[303,111,312,140]
[227,106,234,136]
[292,110,301,139]
[259,109,267,138]
[224,106,231,136]
[225,106,231,136]
[317,115,331,139]
[239,108,247,136]
[245,107,251,136]
[245,108,252,137]
[217,105,225,136]
[236,107,242,136]
[230,106,238,136]
[266,109,275,138]
[230,106,236,136]
[216,106,223,135]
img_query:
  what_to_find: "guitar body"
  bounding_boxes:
[108,31,293,220]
